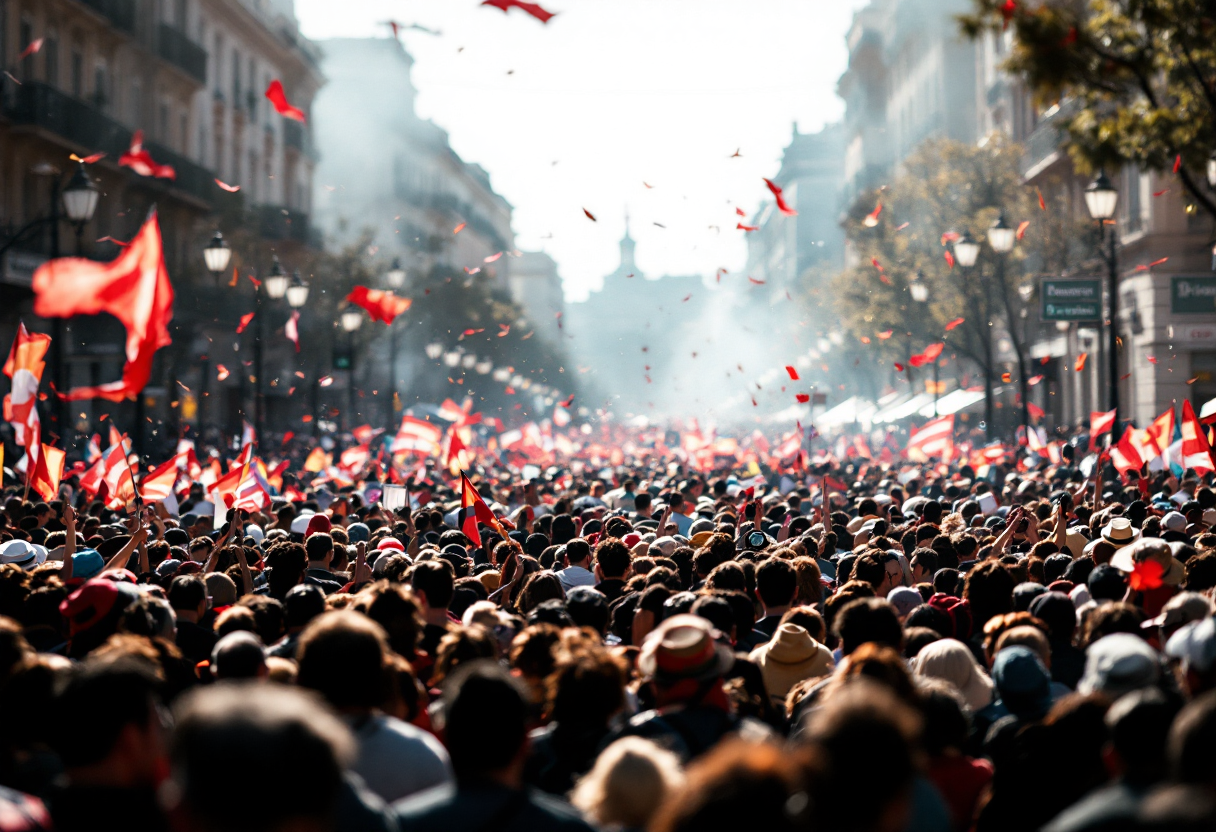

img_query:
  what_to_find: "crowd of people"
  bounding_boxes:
[1,449,1216,832]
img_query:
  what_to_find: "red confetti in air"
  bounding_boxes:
[1028,375,1044,385]
[736,207,746,217]
[498,324,510,337]
[70,152,106,164]
[940,231,960,245]
[945,318,965,331]
[763,178,798,216]
[1147,356,1159,364]
[1016,220,1030,240]
[871,257,884,272]
[1153,188,1170,197]
[682,293,692,302]
[1173,154,1182,173]
[119,130,175,179]
[216,365,231,381]
[796,393,810,403]
[282,431,294,444]
[1000,0,1016,28]
[481,0,555,23]
[944,250,955,268]
[583,208,597,221]
[215,179,241,192]
[894,362,905,372]
[1075,353,1088,372]
[860,336,871,344]
[1037,188,1046,211]
[786,366,800,380]
[1001,372,1012,383]
[894,222,909,231]
[319,376,334,387]
[484,252,503,262]
[863,201,882,227]
[737,222,759,232]
[559,394,575,407]
[265,80,306,122]
[236,312,255,334]
[877,330,893,340]
[747,277,765,284]
[95,236,130,247]
[462,328,485,336]
[453,222,466,234]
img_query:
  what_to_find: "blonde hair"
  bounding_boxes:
[570,736,684,828]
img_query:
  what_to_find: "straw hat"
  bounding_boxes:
[747,623,835,703]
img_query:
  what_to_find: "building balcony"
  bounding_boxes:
[255,204,318,246]
[74,0,136,34]
[282,119,316,159]
[1020,100,1078,179]
[157,23,207,85]
[4,82,215,208]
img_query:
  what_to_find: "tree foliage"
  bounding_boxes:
[961,0,1216,218]
[825,137,1089,419]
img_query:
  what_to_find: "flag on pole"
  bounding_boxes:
[1146,406,1176,457]
[3,323,50,463]
[392,416,444,456]
[140,454,183,503]
[1109,426,1145,477]
[1089,409,1117,450]
[29,444,65,502]
[1180,400,1216,474]
[457,471,503,546]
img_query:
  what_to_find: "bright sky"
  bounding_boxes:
[295,0,868,302]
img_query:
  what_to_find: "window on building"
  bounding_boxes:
[159,103,169,142]
[248,57,256,116]
[232,49,241,105]
[180,112,188,153]
[44,30,58,86]
[18,17,33,79]
[131,79,142,126]
[249,150,258,201]
[213,33,223,94]
[93,63,109,110]
[176,0,188,29]
[71,46,83,97]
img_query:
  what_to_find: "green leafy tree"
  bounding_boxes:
[961,0,1216,217]
[825,136,1088,437]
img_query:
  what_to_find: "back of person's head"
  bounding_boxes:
[52,658,160,770]
[211,631,267,681]
[571,737,685,830]
[166,683,353,832]
[349,580,423,657]
[595,538,631,579]
[799,679,921,832]
[296,611,390,711]
[283,583,326,631]
[1169,690,1216,785]
[551,514,577,545]
[650,738,809,832]
[755,558,797,608]
[411,559,455,609]
[168,575,206,613]
[545,648,627,730]
[566,586,609,634]
[1107,688,1179,786]
[919,683,970,756]
[834,597,902,656]
[304,533,333,562]
[565,538,591,565]
[442,660,529,781]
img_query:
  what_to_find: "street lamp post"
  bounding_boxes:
[384,260,406,424]
[953,233,993,439]
[1084,171,1120,421]
[203,231,232,281]
[256,258,291,444]
[340,308,363,432]
[987,212,1028,444]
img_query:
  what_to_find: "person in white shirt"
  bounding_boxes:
[556,538,597,591]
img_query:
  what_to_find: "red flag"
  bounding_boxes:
[346,286,412,324]
[3,323,51,459]
[264,80,306,122]
[1089,408,1117,449]
[785,365,800,381]
[1180,399,1216,473]
[763,178,798,216]
[140,454,183,503]
[481,0,556,23]
[29,444,65,502]
[458,472,503,546]
[236,312,255,334]
[1109,426,1144,477]
[118,130,176,180]
[33,212,174,401]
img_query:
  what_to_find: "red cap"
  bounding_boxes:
[305,514,333,538]
[377,537,405,552]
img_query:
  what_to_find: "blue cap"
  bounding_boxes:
[346,522,370,543]
[992,645,1051,715]
[72,549,105,580]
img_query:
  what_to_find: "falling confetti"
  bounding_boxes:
[216,365,231,381]
[215,179,241,192]
[319,376,334,387]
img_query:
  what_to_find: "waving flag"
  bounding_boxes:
[1109,427,1145,477]
[1180,400,1215,474]
[1089,409,1117,450]
[392,415,443,455]
[346,286,412,324]
[29,444,65,502]
[1146,407,1176,457]
[32,211,174,401]
[458,472,504,546]
[906,414,955,461]
[3,323,51,462]
[140,454,184,503]
[118,131,176,180]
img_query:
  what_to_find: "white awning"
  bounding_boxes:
[918,388,987,418]
[873,393,936,424]
[1201,397,1216,422]
[816,396,877,430]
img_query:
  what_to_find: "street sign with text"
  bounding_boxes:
[1041,278,1101,321]
[1171,276,1216,314]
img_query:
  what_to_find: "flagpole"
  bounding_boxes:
[105,414,143,512]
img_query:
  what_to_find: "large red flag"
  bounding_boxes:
[3,323,51,461]
[346,286,412,324]
[29,444,65,502]
[1181,400,1216,474]
[458,472,503,546]
[32,211,174,401]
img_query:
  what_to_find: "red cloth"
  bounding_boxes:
[927,754,993,832]
[32,212,174,401]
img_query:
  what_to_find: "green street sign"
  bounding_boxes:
[1041,278,1102,321]
[1171,276,1216,314]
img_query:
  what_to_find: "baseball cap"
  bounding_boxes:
[1078,633,1161,698]
[1165,617,1216,674]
